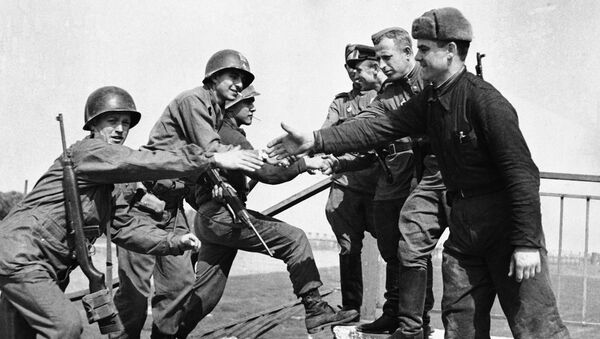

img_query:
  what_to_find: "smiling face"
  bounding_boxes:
[374,37,412,81]
[415,39,453,84]
[90,112,131,145]
[229,98,256,126]
[354,60,379,91]
[212,69,244,103]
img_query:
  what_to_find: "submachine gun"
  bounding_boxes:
[56,114,123,335]
[205,168,274,256]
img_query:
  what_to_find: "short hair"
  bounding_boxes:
[371,27,413,50]
[436,40,470,61]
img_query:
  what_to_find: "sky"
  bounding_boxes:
[1,0,599,253]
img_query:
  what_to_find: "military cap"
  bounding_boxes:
[412,7,472,42]
[345,44,357,61]
[225,85,260,110]
[346,44,377,68]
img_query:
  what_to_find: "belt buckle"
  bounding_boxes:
[388,143,397,155]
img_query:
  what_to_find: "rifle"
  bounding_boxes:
[205,168,274,256]
[476,52,486,79]
[56,114,123,334]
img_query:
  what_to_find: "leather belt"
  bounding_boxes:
[386,140,412,155]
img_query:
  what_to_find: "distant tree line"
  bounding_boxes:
[0,191,24,220]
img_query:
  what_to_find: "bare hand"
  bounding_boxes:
[211,183,236,203]
[266,123,315,159]
[303,155,333,174]
[212,146,263,171]
[179,233,201,252]
[508,247,541,282]
[320,154,339,175]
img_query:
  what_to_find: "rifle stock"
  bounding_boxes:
[205,168,274,256]
[56,114,123,334]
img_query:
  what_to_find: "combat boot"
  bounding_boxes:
[357,313,399,334]
[302,289,359,334]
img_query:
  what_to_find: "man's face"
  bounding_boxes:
[91,112,131,145]
[344,64,359,87]
[374,37,412,81]
[230,99,256,126]
[213,69,244,102]
[415,39,451,84]
[354,61,379,91]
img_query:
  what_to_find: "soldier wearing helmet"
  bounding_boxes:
[111,50,270,339]
[148,53,359,337]
[0,86,262,339]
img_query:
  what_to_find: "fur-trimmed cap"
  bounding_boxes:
[412,7,472,42]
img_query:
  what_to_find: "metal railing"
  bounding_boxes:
[537,172,600,326]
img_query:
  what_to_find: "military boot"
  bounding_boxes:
[356,313,399,334]
[388,328,423,339]
[302,289,359,334]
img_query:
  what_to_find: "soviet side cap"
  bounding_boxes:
[412,7,473,42]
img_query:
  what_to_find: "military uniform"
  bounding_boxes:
[0,138,217,339]
[322,86,379,312]
[165,117,325,337]
[314,64,569,338]
[113,84,234,338]
[356,63,441,334]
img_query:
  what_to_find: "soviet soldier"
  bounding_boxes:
[268,7,570,339]
[321,44,380,318]
[0,86,262,339]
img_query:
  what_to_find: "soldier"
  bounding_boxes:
[160,85,358,338]
[356,28,446,339]
[0,86,262,339]
[268,7,571,339]
[321,44,380,318]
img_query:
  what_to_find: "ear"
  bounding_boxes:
[403,46,413,57]
[447,42,458,59]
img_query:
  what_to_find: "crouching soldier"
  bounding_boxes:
[0,86,263,339]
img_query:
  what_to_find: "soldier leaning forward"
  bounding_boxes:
[309,8,570,339]
[0,86,260,339]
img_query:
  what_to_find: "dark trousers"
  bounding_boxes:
[325,185,375,311]
[0,270,83,339]
[395,180,448,334]
[113,207,195,338]
[442,190,570,339]
[163,203,322,337]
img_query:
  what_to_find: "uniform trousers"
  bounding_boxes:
[0,270,82,339]
[162,201,322,337]
[113,206,195,338]
[442,190,570,339]
[325,184,375,311]
[395,175,448,335]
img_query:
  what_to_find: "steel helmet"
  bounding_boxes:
[202,49,255,89]
[225,85,260,110]
[83,86,141,131]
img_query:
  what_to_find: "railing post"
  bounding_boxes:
[361,233,380,320]
[557,196,564,306]
[582,197,590,323]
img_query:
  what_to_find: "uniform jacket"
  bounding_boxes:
[322,87,379,195]
[193,118,307,211]
[0,137,215,280]
[356,64,423,200]
[315,69,543,248]
[142,85,233,204]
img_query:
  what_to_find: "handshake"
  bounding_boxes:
[265,153,339,175]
